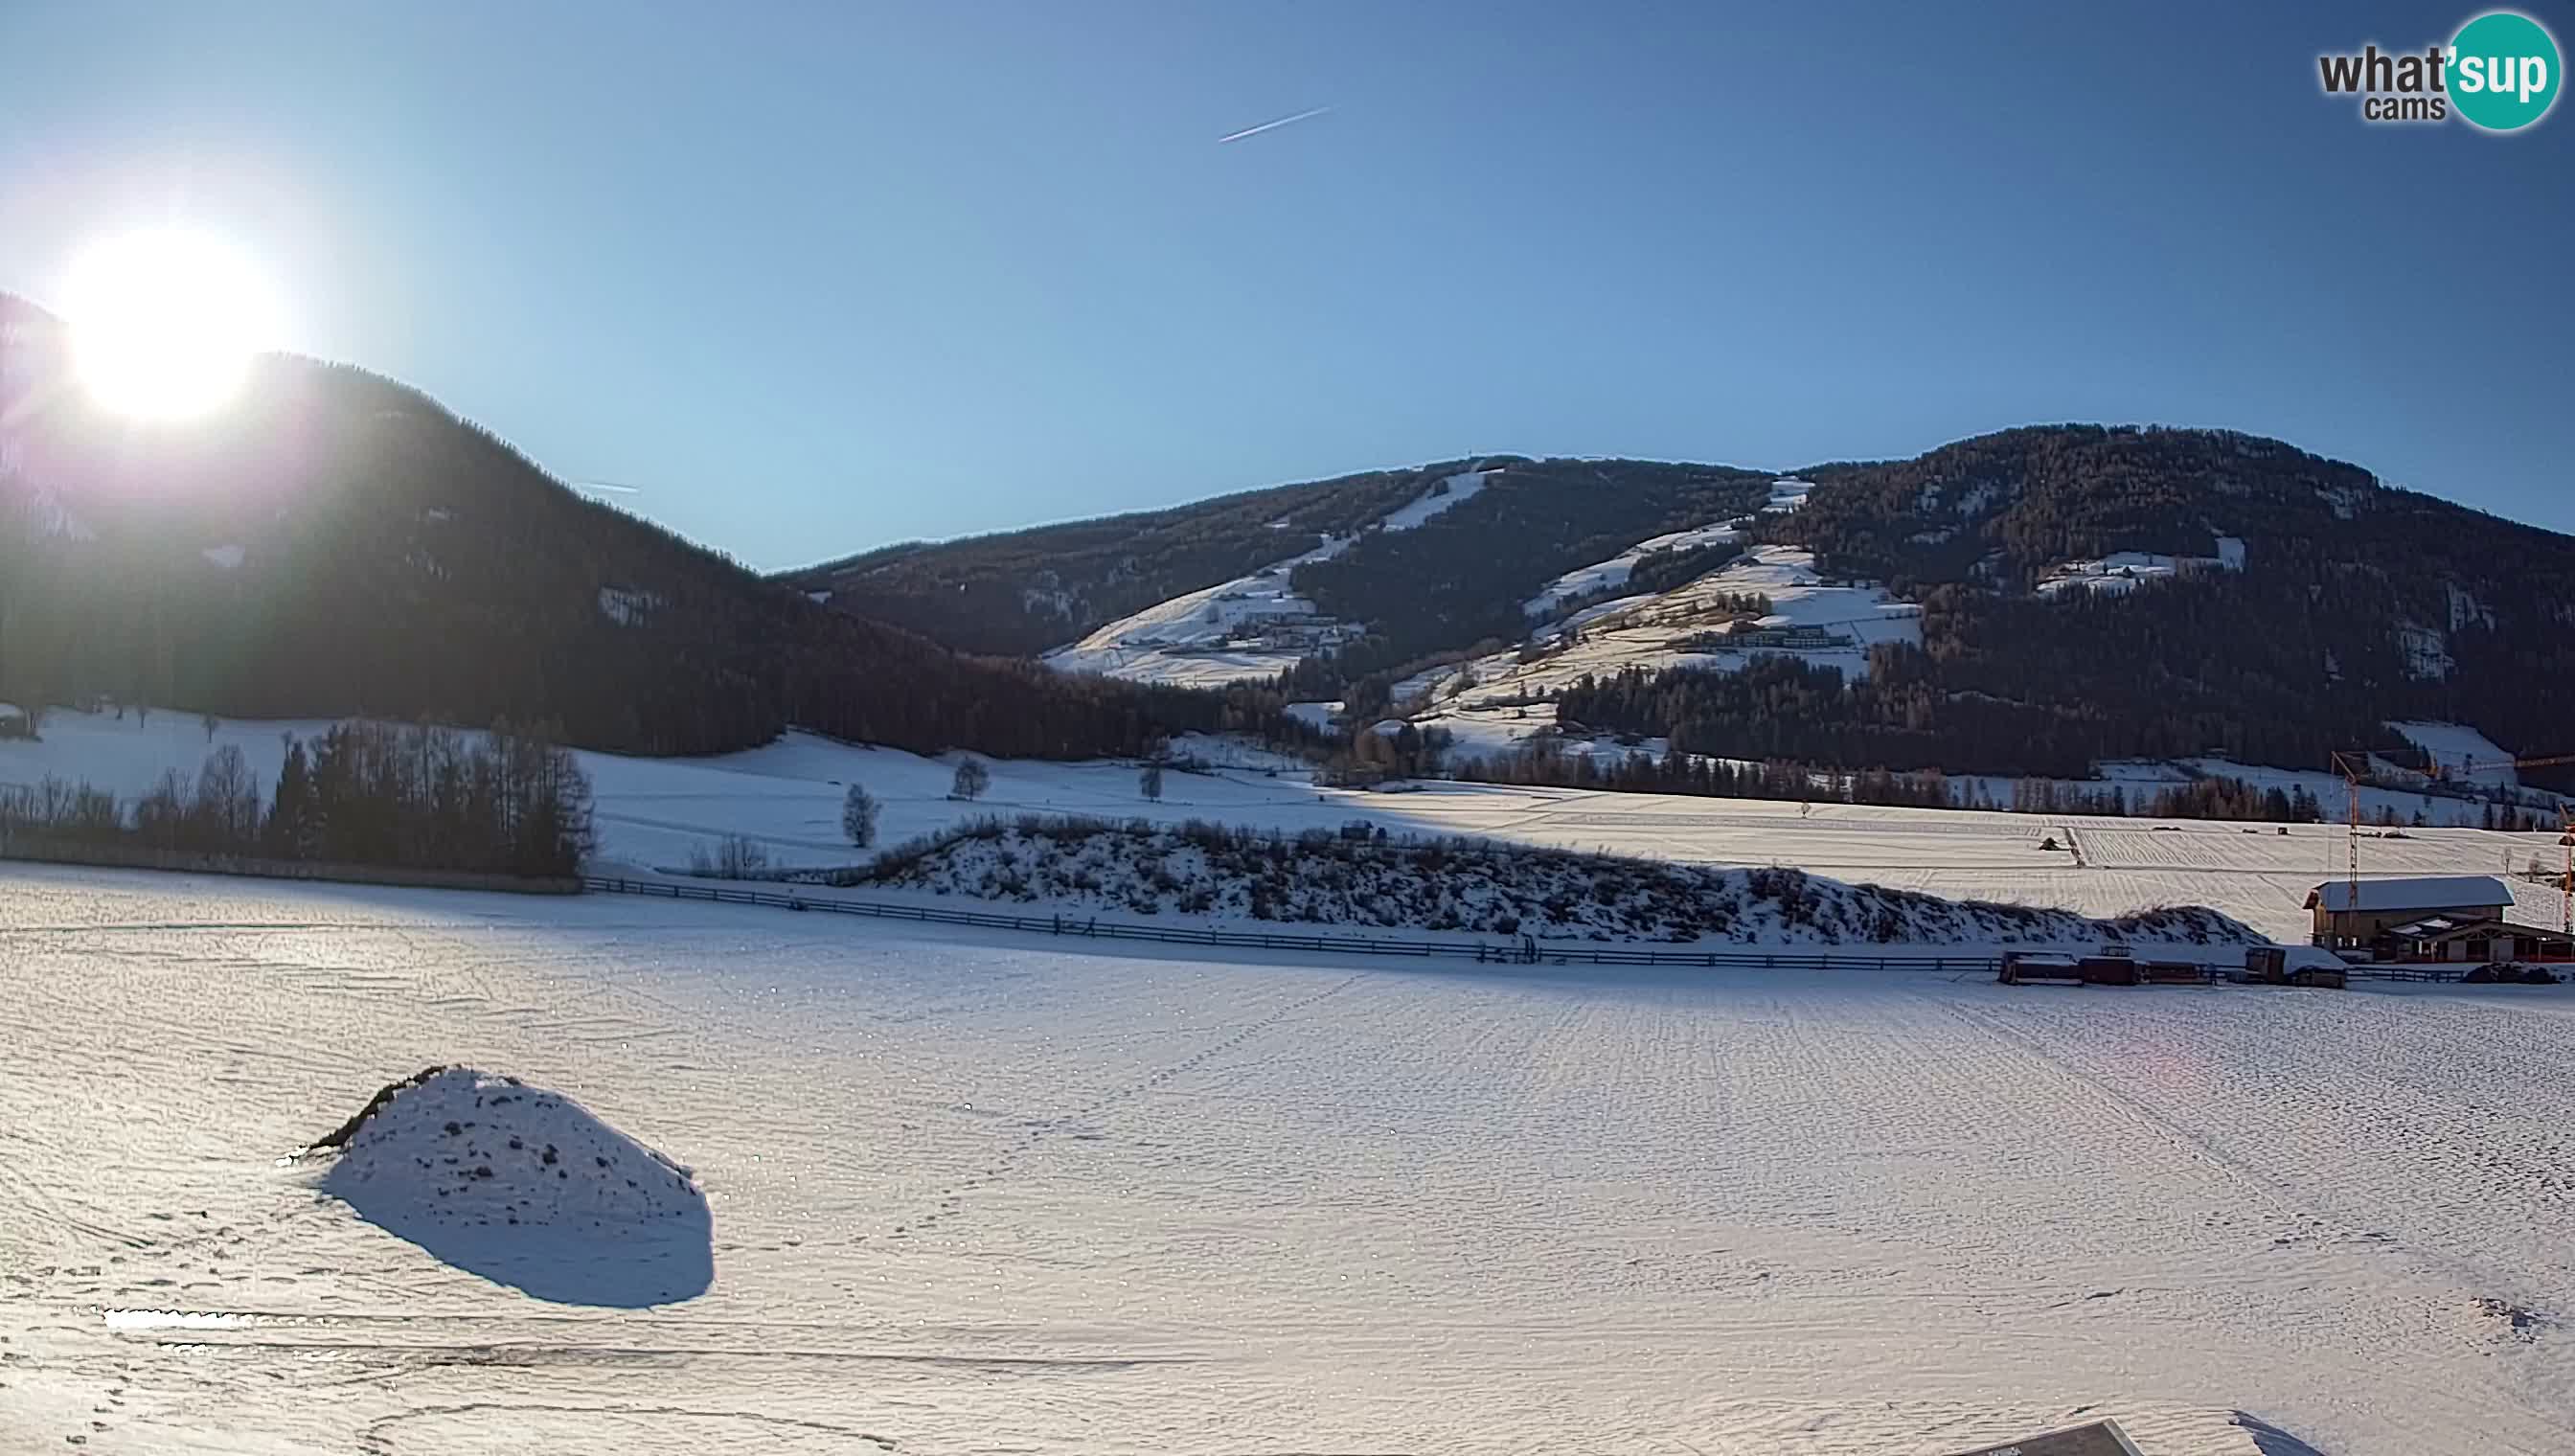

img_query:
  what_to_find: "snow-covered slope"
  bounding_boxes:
[1041,470,1491,687]
[1759,476,1813,513]
[1521,519,1745,619]
[1413,544,1922,754]
[2388,720,2518,787]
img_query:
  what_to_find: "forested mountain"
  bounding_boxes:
[1678,424,2575,781]
[781,466,1455,656]
[790,456,1774,690]
[0,294,1298,760]
[1279,460,1773,691]
[802,422,2575,788]
[16,278,2556,789]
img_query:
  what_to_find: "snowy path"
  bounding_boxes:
[2,864,2570,1454]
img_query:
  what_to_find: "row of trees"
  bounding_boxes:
[1448,739,1961,809]
[1441,735,2546,827]
[0,720,594,876]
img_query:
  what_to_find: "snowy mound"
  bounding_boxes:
[863,816,2263,948]
[316,1067,712,1306]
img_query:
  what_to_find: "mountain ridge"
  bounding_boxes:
[789,424,2575,785]
[0,292,1306,762]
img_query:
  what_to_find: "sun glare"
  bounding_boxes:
[62,229,281,420]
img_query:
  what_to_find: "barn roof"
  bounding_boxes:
[2383,916,2571,944]
[2305,875,2513,913]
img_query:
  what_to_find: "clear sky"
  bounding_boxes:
[3,1,2568,569]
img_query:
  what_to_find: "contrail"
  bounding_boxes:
[569,478,645,495]
[1219,105,1333,144]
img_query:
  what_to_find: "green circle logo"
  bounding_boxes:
[2450,11,2561,131]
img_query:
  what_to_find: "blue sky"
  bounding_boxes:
[2,2,2568,569]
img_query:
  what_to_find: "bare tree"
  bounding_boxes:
[201,710,219,744]
[194,744,262,849]
[950,758,990,802]
[1139,761,1165,803]
[688,833,772,878]
[841,783,880,848]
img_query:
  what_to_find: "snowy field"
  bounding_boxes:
[3,864,2570,1454]
[4,707,2565,947]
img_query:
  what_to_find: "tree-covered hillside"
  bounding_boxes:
[779,465,1464,656]
[0,295,1302,761]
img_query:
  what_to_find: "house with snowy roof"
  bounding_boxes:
[2306,876,2508,948]
[2304,875,2569,962]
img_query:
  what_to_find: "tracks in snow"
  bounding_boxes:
[897,972,1368,1240]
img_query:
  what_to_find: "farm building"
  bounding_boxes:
[2372,914,2573,965]
[2305,876,2510,950]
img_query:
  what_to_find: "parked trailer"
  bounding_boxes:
[1999,952,2086,987]
[2079,955,2141,986]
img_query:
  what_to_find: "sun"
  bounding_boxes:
[62,229,282,420]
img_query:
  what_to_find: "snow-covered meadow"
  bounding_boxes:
[2,863,2569,1454]
[4,704,2565,948]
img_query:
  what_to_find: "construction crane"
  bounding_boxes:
[2334,748,2575,935]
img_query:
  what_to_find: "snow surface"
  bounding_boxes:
[2305,874,2511,914]
[1374,467,1488,531]
[315,1068,712,1306]
[1521,519,1745,619]
[1758,475,1813,513]
[2389,720,2518,787]
[6,706,2569,946]
[2,864,2570,1453]
[2034,547,2240,599]
[1040,470,1490,688]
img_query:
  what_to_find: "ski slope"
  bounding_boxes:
[2,864,2569,1454]
[1521,518,1745,619]
[1411,545,1925,755]
[1040,470,1490,687]
[2388,720,2519,787]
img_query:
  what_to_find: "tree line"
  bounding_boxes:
[0,719,594,876]
[1442,733,2551,827]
